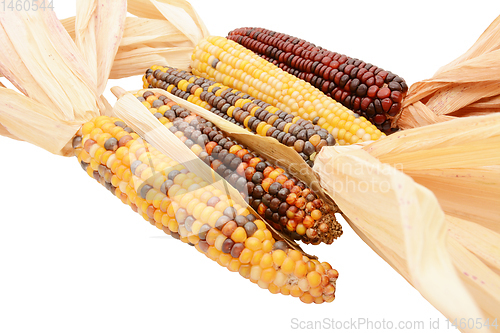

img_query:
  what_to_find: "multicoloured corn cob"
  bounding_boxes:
[190,36,385,145]
[227,28,408,134]
[135,89,342,245]
[72,115,339,304]
[143,65,336,166]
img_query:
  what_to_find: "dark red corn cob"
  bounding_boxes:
[227,27,408,134]
[136,91,342,245]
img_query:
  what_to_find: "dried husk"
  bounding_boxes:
[60,0,209,79]
[0,3,124,155]
[399,15,500,129]
[0,88,81,155]
[314,113,500,332]
[0,10,101,124]
[74,0,127,95]
[365,114,500,228]
[0,0,207,155]
[0,122,20,141]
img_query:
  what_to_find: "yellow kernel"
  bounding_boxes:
[239,264,251,279]
[254,220,266,230]
[192,202,207,220]
[214,234,227,251]
[206,228,222,246]
[253,230,266,242]
[238,248,253,264]
[186,199,200,215]
[167,218,178,233]
[245,237,262,251]
[294,261,308,278]
[206,246,221,261]
[231,227,247,243]
[207,211,223,228]
[251,250,264,266]
[191,221,202,236]
[273,271,287,287]
[307,271,322,288]
[281,258,295,275]
[288,250,303,261]
[250,265,262,282]
[260,253,273,269]
[280,285,290,296]
[200,206,215,224]
[161,214,170,227]
[296,224,306,235]
[300,293,314,304]
[81,122,95,135]
[262,240,273,253]
[268,283,279,294]
[217,253,232,267]
[227,259,241,272]
[272,250,286,267]
[260,268,277,283]
[298,278,310,292]
[263,229,273,240]
[290,285,303,298]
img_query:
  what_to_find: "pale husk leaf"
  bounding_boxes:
[60,17,75,38]
[75,0,98,85]
[0,88,81,156]
[149,0,203,46]
[447,237,500,326]
[0,10,100,123]
[399,15,500,129]
[364,113,500,228]
[313,145,492,331]
[63,0,209,79]
[120,17,193,48]
[127,0,209,39]
[314,112,500,330]
[0,123,21,141]
[110,45,193,79]
[75,0,127,95]
[60,16,196,78]
[435,15,500,76]
[447,215,500,276]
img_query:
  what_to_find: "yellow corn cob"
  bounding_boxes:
[191,36,385,145]
[73,115,338,303]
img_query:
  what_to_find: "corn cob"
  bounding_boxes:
[135,89,342,245]
[227,28,408,134]
[72,115,338,303]
[143,65,336,166]
[190,36,385,145]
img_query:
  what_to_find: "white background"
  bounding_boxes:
[0,1,499,332]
